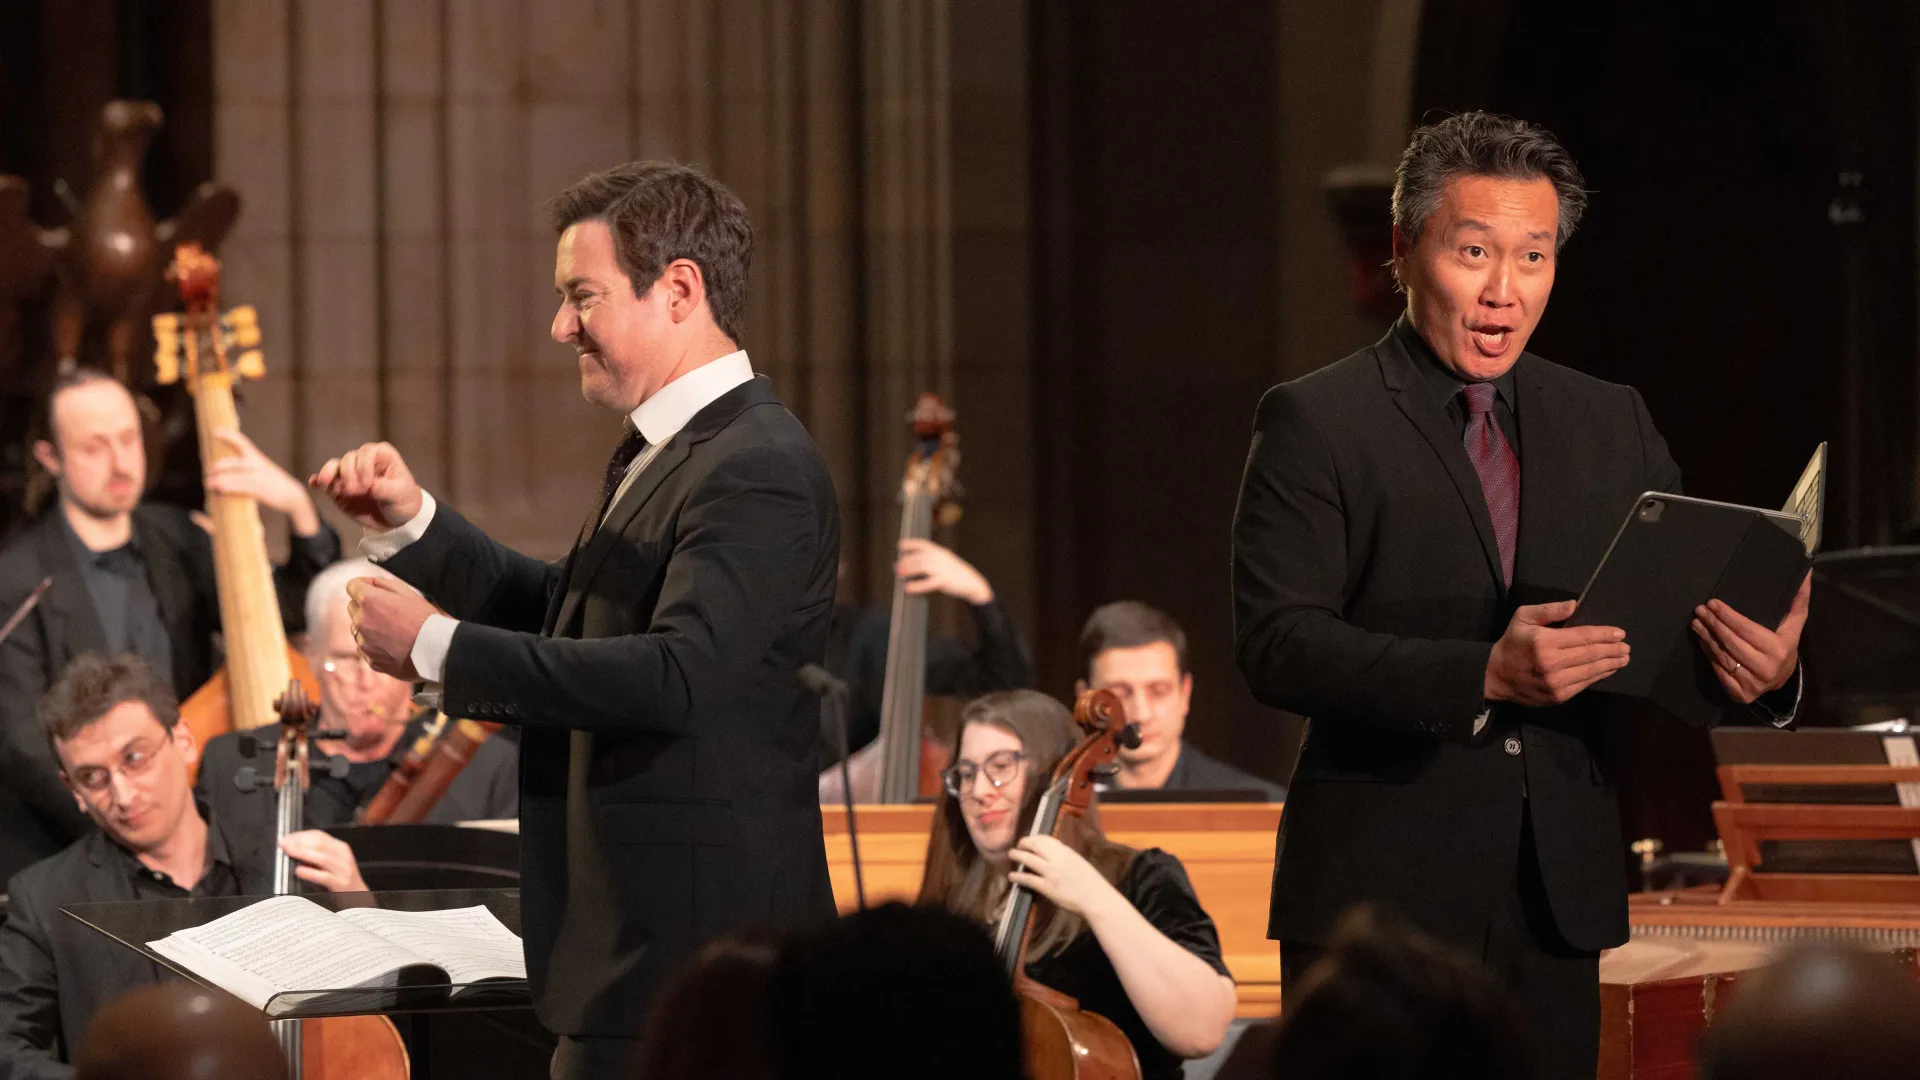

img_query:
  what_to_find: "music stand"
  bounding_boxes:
[63,888,539,1075]
[1804,545,1920,723]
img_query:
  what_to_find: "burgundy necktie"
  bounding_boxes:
[1461,382,1520,587]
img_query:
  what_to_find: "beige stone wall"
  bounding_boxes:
[213,0,954,580]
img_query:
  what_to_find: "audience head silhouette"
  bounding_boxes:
[74,982,284,1080]
[1698,941,1920,1080]
[631,931,785,1080]
[1267,905,1531,1080]
[764,902,1023,1080]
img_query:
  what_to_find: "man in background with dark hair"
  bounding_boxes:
[312,161,839,1080]
[0,369,338,883]
[1232,111,1809,1077]
[0,654,365,1079]
[1076,601,1282,799]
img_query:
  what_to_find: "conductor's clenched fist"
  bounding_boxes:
[345,576,431,681]
[309,442,423,530]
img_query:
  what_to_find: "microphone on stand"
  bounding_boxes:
[798,663,864,910]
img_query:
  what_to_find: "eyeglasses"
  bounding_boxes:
[940,750,1026,799]
[67,738,170,793]
[321,654,377,680]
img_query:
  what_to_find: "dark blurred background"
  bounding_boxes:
[2,0,1916,856]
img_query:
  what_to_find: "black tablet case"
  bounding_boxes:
[1566,494,1811,725]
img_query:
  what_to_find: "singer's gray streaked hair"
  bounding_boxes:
[1392,111,1590,260]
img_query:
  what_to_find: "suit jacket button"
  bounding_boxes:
[1503,736,1523,756]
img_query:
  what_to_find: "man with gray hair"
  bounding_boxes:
[195,559,517,864]
[1232,111,1810,1076]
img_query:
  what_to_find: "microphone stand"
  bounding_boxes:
[0,578,52,646]
[800,665,865,910]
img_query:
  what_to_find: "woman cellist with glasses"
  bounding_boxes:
[917,690,1237,1079]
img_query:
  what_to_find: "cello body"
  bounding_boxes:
[1017,980,1141,1080]
[301,1016,410,1080]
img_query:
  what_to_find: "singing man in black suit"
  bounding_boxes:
[310,162,839,1080]
[1232,112,1811,1078]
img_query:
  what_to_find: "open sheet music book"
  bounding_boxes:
[147,896,526,1017]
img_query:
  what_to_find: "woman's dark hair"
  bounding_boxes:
[1392,111,1589,253]
[546,161,754,343]
[764,903,1023,1080]
[916,690,1135,960]
[1269,905,1532,1080]
[631,932,785,1080]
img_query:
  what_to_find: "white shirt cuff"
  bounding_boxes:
[412,613,458,684]
[1472,709,1491,737]
[360,491,438,562]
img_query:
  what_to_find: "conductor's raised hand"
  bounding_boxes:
[1484,599,1630,707]
[309,442,422,531]
[1692,571,1811,704]
[345,576,429,682]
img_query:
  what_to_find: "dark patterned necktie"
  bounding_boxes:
[1461,382,1520,586]
[579,427,648,545]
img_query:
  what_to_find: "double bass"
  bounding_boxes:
[992,689,1145,1080]
[822,393,962,802]
[255,681,410,1079]
[150,244,318,754]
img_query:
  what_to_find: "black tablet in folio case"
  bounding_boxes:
[1565,445,1825,725]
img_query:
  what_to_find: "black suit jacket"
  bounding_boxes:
[0,829,271,1080]
[1232,323,1689,954]
[381,375,840,1038]
[0,506,337,882]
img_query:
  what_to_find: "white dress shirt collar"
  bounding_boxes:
[627,350,755,445]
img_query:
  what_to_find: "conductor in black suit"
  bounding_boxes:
[1232,113,1811,1079]
[310,162,840,1080]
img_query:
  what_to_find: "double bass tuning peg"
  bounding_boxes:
[319,755,351,781]
[233,765,265,793]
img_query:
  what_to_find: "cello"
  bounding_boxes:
[822,393,961,802]
[150,244,318,755]
[992,688,1145,1080]
[254,679,411,1080]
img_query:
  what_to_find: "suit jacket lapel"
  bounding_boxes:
[30,513,109,661]
[1510,355,1563,596]
[1377,334,1506,592]
[132,510,197,686]
[547,376,780,635]
[551,437,692,634]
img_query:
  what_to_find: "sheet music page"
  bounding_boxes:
[148,895,431,1011]
[336,905,526,985]
[1781,443,1827,555]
